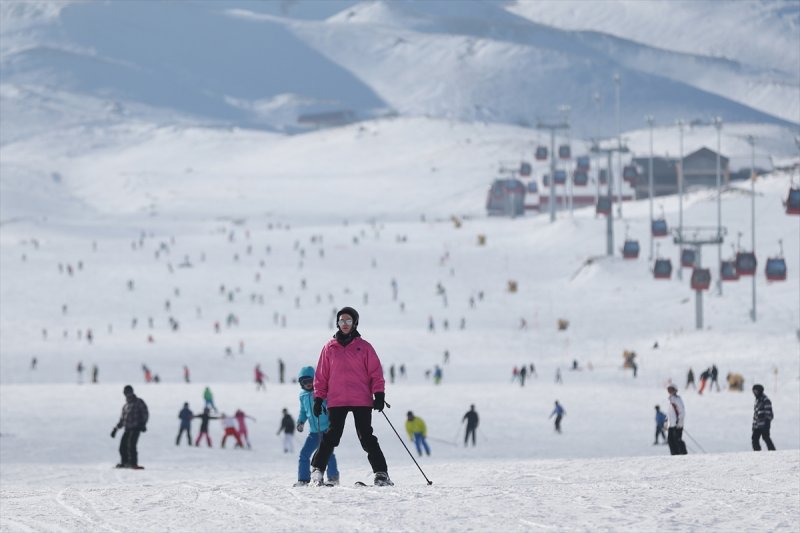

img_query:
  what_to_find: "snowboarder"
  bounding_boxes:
[550,401,566,433]
[203,386,217,412]
[220,413,244,449]
[666,385,687,455]
[111,385,148,469]
[194,407,219,447]
[277,408,295,453]
[294,366,339,486]
[405,411,431,457]
[234,409,256,449]
[462,404,479,447]
[176,402,193,446]
[751,384,776,451]
[310,306,392,487]
[654,405,667,445]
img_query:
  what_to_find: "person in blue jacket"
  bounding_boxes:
[654,405,667,445]
[549,400,566,433]
[294,366,340,486]
[176,402,194,446]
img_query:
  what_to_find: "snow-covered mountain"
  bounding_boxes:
[1,0,798,141]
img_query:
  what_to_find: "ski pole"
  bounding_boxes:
[683,429,706,453]
[380,402,433,485]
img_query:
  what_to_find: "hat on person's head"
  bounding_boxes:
[123,385,134,395]
[298,366,315,381]
[667,385,677,393]
[407,411,413,418]
[337,306,359,328]
[752,383,764,393]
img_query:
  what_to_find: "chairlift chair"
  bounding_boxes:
[690,268,711,291]
[558,145,571,160]
[720,260,739,281]
[680,248,696,268]
[535,146,548,161]
[554,170,567,185]
[653,258,673,279]
[735,251,757,276]
[622,239,640,259]
[785,187,800,215]
[596,196,612,216]
[573,170,588,187]
[651,219,668,237]
[520,162,532,177]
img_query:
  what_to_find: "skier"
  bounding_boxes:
[710,364,720,392]
[110,385,148,469]
[310,306,392,487]
[555,368,563,384]
[654,405,667,445]
[176,402,193,446]
[433,365,443,385]
[549,401,566,433]
[91,364,98,384]
[405,411,431,457]
[698,367,711,395]
[277,408,295,453]
[194,407,219,447]
[234,409,256,449]
[77,361,84,384]
[183,365,190,383]
[220,413,244,449]
[686,368,696,390]
[751,384,776,451]
[666,385,687,455]
[462,404,479,447]
[278,358,285,384]
[519,365,527,387]
[203,386,217,412]
[254,364,266,391]
[294,366,339,486]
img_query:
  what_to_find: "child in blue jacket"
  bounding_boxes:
[294,366,339,486]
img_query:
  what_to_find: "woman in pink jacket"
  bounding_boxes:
[310,307,392,486]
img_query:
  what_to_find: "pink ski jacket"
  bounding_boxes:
[314,337,385,407]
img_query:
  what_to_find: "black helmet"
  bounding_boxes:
[752,383,764,394]
[123,385,134,395]
[337,306,359,328]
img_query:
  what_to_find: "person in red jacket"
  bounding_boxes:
[309,307,392,486]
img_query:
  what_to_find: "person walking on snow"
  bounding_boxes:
[255,364,266,391]
[686,368,696,390]
[654,405,667,445]
[234,409,256,449]
[710,364,720,392]
[277,408,295,453]
[294,366,339,486]
[310,306,393,487]
[176,402,193,446]
[550,400,566,433]
[221,413,244,448]
[111,385,148,469]
[194,407,219,447]
[698,368,711,395]
[405,411,431,457]
[666,385,687,455]
[462,404,479,447]
[751,384,776,451]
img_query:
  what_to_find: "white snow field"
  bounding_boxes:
[1,114,799,531]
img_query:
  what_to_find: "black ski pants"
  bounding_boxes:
[311,406,387,474]
[176,426,192,446]
[752,425,776,451]
[120,429,142,466]
[464,425,477,446]
[554,415,563,433]
[654,425,667,444]
[667,427,687,455]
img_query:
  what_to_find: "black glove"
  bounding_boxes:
[373,392,385,412]
[140,426,147,433]
[312,397,324,417]
[111,427,118,438]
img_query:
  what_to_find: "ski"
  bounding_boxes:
[354,481,369,487]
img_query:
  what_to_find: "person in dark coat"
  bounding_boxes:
[462,404,479,447]
[751,384,776,451]
[176,402,194,446]
[194,407,219,447]
[111,385,148,468]
[277,408,295,453]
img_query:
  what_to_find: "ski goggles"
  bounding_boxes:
[337,319,354,326]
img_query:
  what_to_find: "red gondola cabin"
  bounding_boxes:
[735,251,757,276]
[720,260,739,281]
[785,187,800,215]
[653,258,672,279]
[622,240,640,259]
[765,257,787,281]
[690,268,711,291]
[680,248,696,268]
[535,146,548,161]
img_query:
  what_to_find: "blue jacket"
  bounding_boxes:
[297,389,331,433]
[655,411,667,427]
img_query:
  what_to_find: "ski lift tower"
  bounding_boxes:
[537,116,570,223]
[673,226,726,330]
[591,140,630,256]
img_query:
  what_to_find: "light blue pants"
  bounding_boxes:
[299,432,338,481]
[413,433,430,456]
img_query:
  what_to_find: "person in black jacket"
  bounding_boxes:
[462,404,479,447]
[751,384,776,451]
[111,385,148,468]
[176,402,194,446]
[194,407,219,447]
[277,408,295,453]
